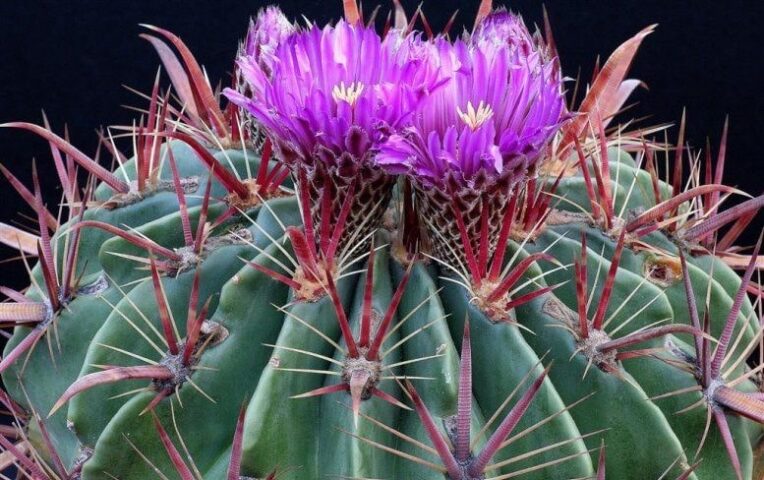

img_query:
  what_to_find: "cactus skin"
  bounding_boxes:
[1,4,763,480]
[3,143,761,479]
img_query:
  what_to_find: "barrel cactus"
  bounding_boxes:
[1,1,762,479]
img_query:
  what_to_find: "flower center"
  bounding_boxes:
[332,81,365,107]
[457,101,494,130]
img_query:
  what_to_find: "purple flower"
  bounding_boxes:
[471,9,540,60]
[239,6,296,77]
[376,13,565,190]
[233,6,297,148]
[226,20,443,258]
[226,20,438,169]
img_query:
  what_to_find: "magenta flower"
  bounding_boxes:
[226,20,441,257]
[472,9,542,60]
[239,6,296,77]
[376,10,564,270]
[233,6,297,150]
[376,24,564,188]
[228,21,437,170]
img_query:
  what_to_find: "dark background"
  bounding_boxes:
[0,0,762,291]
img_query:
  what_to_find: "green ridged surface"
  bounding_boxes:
[4,144,762,479]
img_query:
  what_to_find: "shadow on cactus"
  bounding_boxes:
[0,0,762,479]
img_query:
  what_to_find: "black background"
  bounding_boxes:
[0,0,762,291]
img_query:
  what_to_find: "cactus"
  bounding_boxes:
[0,1,762,479]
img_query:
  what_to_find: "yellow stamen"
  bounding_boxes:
[457,101,494,130]
[332,81,365,107]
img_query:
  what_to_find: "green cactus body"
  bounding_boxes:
[3,141,760,479]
